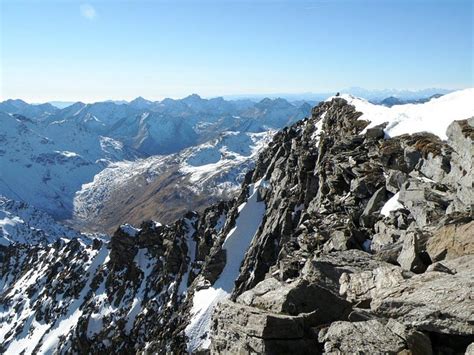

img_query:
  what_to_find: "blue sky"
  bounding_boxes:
[1,0,472,102]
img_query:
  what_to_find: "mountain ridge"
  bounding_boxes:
[0,89,472,353]
[2,87,453,110]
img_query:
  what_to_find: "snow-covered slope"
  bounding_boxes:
[0,99,58,119]
[0,213,216,354]
[0,240,110,353]
[335,88,474,139]
[179,131,271,188]
[0,196,99,246]
[0,112,138,219]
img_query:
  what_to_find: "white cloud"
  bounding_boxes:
[80,4,97,20]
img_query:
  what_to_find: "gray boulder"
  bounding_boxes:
[339,265,409,304]
[444,119,473,213]
[318,319,408,354]
[360,187,388,228]
[426,218,474,262]
[398,178,450,228]
[211,300,318,354]
[397,230,431,273]
[238,277,352,322]
[371,255,474,335]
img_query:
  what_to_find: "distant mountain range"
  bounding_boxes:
[374,93,445,107]
[33,87,454,109]
[0,94,310,230]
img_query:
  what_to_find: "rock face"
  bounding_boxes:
[211,300,318,354]
[1,95,473,354]
[370,255,474,335]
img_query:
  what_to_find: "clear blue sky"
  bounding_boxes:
[1,0,472,102]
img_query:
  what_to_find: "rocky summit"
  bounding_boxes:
[1,92,473,354]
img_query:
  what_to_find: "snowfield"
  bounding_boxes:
[179,131,273,184]
[0,245,109,354]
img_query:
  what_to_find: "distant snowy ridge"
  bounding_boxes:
[179,131,272,185]
[0,111,137,220]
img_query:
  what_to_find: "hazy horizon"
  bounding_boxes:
[2,86,462,106]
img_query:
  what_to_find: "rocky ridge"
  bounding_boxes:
[0,91,473,354]
[205,96,474,354]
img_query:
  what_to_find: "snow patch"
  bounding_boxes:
[0,196,83,245]
[381,192,404,217]
[54,150,79,158]
[120,223,141,237]
[311,111,326,146]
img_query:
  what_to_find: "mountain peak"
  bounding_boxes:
[130,96,151,104]
[0,89,473,354]
[256,97,292,109]
[2,98,29,108]
[183,93,203,101]
[129,96,152,109]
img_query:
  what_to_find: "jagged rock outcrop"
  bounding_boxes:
[205,99,474,354]
[0,203,229,354]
